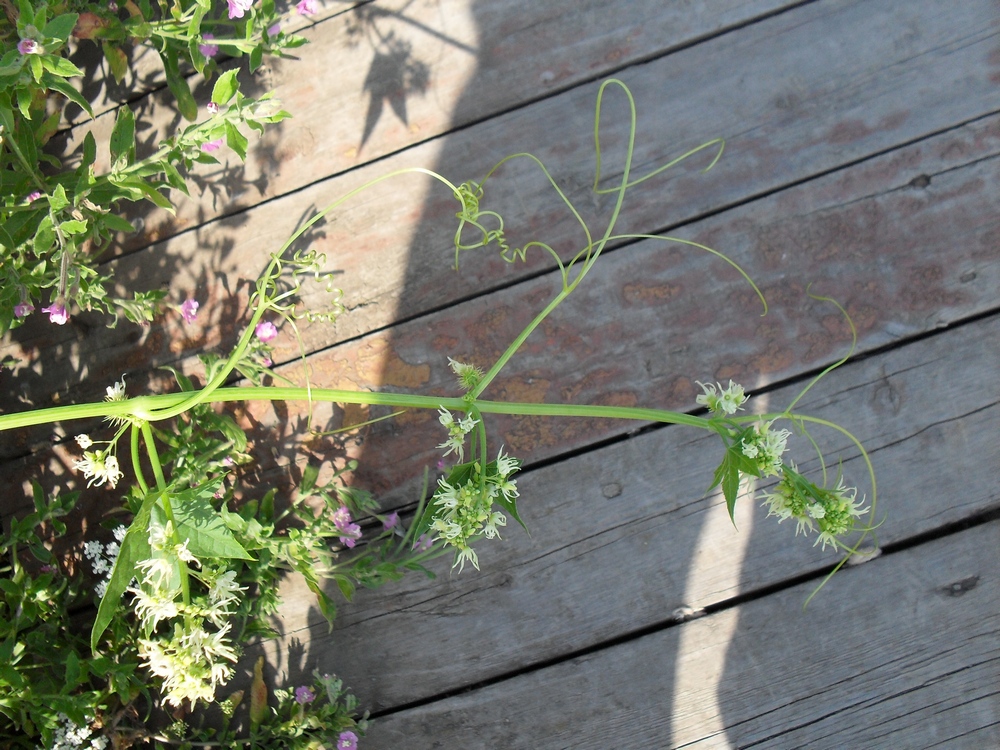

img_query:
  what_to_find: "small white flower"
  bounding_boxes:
[495,447,518,478]
[73,451,123,489]
[75,434,93,449]
[105,376,127,401]
[696,380,748,415]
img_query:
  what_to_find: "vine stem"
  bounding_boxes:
[141,420,191,605]
[0,387,711,432]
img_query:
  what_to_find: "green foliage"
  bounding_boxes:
[0,0,300,334]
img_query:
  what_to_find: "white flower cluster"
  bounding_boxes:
[47,713,107,750]
[430,449,520,572]
[131,520,246,707]
[761,468,869,550]
[83,525,127,597]
[437,407,478,461]
[740,420,790,477]
[73,437,123,490]
[696,380,748,415]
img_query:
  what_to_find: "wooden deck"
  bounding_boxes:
[3,0,1000,746]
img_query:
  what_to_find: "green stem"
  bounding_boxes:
[0,387,711,432]
[141,421,190,605]
[130,424,150,495]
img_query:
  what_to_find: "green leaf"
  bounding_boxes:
[16,85,33,119]
[161,49,198,121]
[49,184,69,212]
[59,219,88,235]
[201,412,247,452]
[159,364,193,392]
[33,215,54,255]
[171,483,254,560]
[91,489,158,651]
[110,105,135,169]
[100,213,136,234]
[31,480,45,515]
[249,45,263,73]
[44,75,95,118]
[64,650,81,690]
[333,574,355,601]
[42,13,79,43]
[707,440,759,524]
[40,55,83,79]
[102,42,128,84]
[224,121,248,161]
[211,69,239,105]
[28,55,43,83]
[300,463,319,495]
[82,131,97,168]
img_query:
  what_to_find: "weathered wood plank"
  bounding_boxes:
[6,0,997,441]
[212,106,1000,502]
[3,75,999,513]
[261,311,1000,711]
[360,520,1000,749]
[58,0,797,250]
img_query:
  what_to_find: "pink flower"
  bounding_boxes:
[332,506,353,530]
[25,191,42,203]
[255,320,277,342]
[201,138,225,153]
[382,511,399,530]
[199,34,219,58]
[296,0,318,15]
[413,534,433,552]
[261,356,273,367]
[14,302,34,318]
[206,102,220,115]
[180,298,199,323]
[333,506,361,548]
[267,22,281,36]
[226,0,252,19]
[337,731,358,750]
[42,303,69,325]
[17,39,40,55]
[294,686,316,704]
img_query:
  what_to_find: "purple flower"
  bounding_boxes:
[206,102,220,115]
[333,508,362,549]
[42,303,69,325]
[382,511,399,530]
[294,686,316,704]
[14,302,34,318]
[413,533,433,552]
[199,34,219,58]
[255,320,278,342]
[180,298,199,324]
[108,0,118,10]
[296,0,318,15]
[201,138,225,153]
[332,506,353,530]
[226,0,253,19]
[337,731,358,750]
[267,22,281,36]
[17,39,39,55]
[25,191,42,203]
[261,356,273,367]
